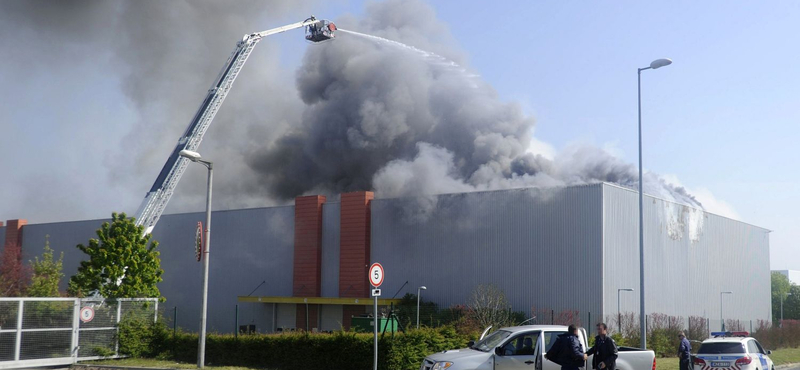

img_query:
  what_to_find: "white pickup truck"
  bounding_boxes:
[420,325,656,370]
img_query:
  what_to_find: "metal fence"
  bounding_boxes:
[0,297,158,369]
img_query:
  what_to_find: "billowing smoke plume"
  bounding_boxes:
[0,0,316,220]
[249,0,700,209]
[0,0,700,224]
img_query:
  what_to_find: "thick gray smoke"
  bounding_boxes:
[249,0,701,209]
[0,0,315,221]
[0,0,699,224]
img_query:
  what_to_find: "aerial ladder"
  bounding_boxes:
[134,17,336,236]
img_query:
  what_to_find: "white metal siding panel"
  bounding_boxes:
[371,185,604,323]
[321,203,340,298]
[602,183,771,327]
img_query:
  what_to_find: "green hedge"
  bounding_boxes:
[120,317,475,370]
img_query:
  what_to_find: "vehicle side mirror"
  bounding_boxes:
[495,347,504,356]
[468,340,475,348]
[767,350,772,355]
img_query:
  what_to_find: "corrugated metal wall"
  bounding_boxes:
[20,206,296,334]
[602,183,771,328]
[10,183,771,333]
[321,202,340,298]
[371,185,605,321]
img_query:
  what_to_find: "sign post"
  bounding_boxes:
[369,263,384,370]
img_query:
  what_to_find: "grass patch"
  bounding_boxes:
[82,358,269,370]
[768,347,800,365]
[656,357,678,370]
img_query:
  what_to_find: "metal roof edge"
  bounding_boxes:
[600,182,772,232]
[370,182,605,203]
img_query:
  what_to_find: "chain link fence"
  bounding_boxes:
[0,297,157,369]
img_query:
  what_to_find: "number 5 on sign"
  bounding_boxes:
[369,263,384,287]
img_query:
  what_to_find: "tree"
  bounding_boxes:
[466,284,514,330]
[783,285,800,321]
[68,212,163,300]
[771,272,793,322]
[27,235,64,297]
[0,243,29,297]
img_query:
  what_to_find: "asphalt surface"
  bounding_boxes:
[780,365,800,370]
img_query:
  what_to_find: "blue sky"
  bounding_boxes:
[0,1,796,269]
[312,0,800,268]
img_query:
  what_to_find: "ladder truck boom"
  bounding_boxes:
[134,16,335,236]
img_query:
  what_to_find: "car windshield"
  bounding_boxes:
[474,330,512,352]
[699,342,746,354]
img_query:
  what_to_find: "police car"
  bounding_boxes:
[693,332,774,370]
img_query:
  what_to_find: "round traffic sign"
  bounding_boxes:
[80,306,95,323]
[369,263,384,287]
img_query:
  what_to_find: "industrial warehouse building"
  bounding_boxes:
[0,183,771,334]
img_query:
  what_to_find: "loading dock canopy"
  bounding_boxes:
[237,296,402,306]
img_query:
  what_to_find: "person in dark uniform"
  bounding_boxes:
[586,323,618,370]
[678,332,692,370]
[553,325,588,370]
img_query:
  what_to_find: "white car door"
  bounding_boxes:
[494,331,541,370]
[541,331,568,370]
[755,340,773,370]
[750,340,771,370]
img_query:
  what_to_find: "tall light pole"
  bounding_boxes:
[637,57,672,349]
[180,149,213,369]
[720,291,733,331]
[618,288,634,333]
[781,292,792,327]
[416,286,427,329]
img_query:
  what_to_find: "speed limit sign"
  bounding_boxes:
[80,306,95,323]
[369,263,384,287]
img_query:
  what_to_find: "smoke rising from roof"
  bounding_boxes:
[249,0,701,210]
[0,0,701,224]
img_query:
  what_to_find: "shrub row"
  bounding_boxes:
[753,319,800,350]
[119,315,475,370]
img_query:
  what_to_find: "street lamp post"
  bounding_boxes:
[781,292,792,328]
[416,286,427,329]
[179,150,213,369]
[637,57,672,349]
[618,288,634,334]
[720,291,733,331]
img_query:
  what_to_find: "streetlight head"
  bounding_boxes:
[419,286,427,290]
[623,288,634,292]
[179,149,202,162]
[722,291,733,294]
[650,58,672,69]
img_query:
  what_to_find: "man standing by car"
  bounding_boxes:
[586,323,618,369]
[678,331,692,370]
[547,324,588,370]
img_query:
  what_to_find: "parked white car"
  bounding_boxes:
[420,325,656,370]
[693,332,774,370]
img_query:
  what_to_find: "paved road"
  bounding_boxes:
[780,365,800,370]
